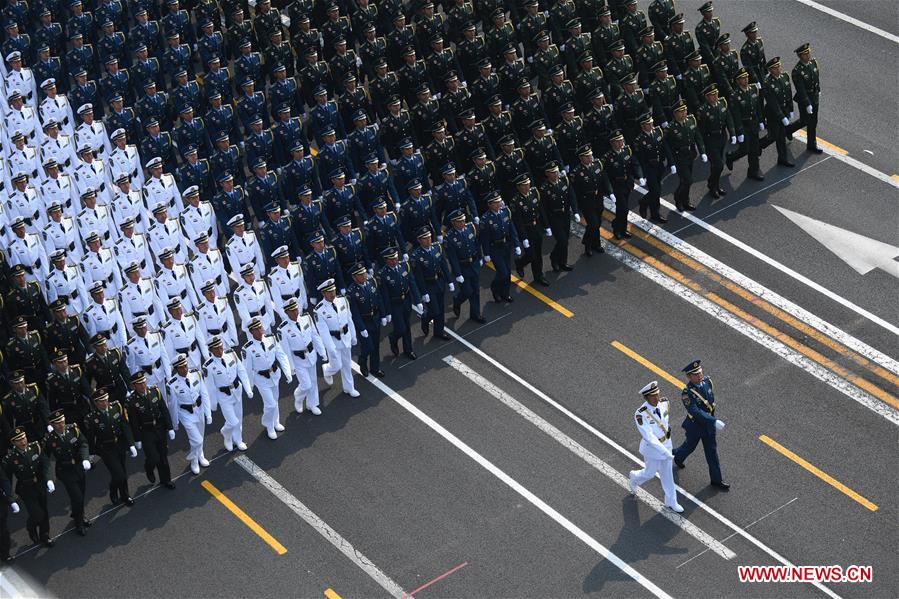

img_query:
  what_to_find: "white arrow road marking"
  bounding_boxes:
[774,206,899,279]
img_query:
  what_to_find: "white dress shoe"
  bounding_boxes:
[324,374,333,385]
[223,438,234,452]
[666,503,685,513]
[274,422,285,432]
[310,406,322,415]
[190,460,200,475]
[236,441,248,451]
[267,428,278,440]
[627,472,637,495]
[199,456,210,467]
[295,402,304,414]
[346,389,360,397]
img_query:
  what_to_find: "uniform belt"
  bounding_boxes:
[489,238,506,247]
[215,275,222,285]
[175,341,198,354]
[99,323,119,336]
[179,398,202,412]
[281,292,299,300]
[458,257,473,265]
[257,360,279,378]
[389,292,406,302]
[360,311,375,318]
[291,342,313,358]
[218,378,240,393]
[329,324,349,338]
[179,289,188,299]
[424,274,439,282]
[249,306,267,318]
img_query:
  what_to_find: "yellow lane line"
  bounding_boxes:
[891,174,899,183]
[601,230,899,410]
[759,435,878,512]
[485,262,574,318]
[793,129,849,155]
[611,341,683,388]
[201,480,288,555]
[622,219,899,389]
[324,589,342,599]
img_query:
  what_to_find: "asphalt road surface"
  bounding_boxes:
[3,1,898,598]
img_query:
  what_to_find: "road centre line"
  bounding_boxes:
[353,364,673,599]
[443,355,736,560]
[201,480,288,555]
[323,589,342,599]
[611,342,683,388]
[619,216,899,387]
[435,327,842,599]
[485,262,574,317]
[235,455,407,599]
[793,0,899,44]
[758,436,878,512]
[790,129,898,188]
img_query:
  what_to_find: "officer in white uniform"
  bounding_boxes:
[4,90,40,150]
[161,297,207,369]
[8,131,40,180]
[113,218,154,276]
[39,121,79,176]
[188,233,229,298]
[195,280,239,348]
[74,104,111,160]
[5,52,37,107]
[314,279,360,397]
[279,298,326,415]
[234,263,276,333]
[110,173,149,235]
[179,186,217,251]
[267,246,308,320]
[628,381,683,513]
[44,249,89,316]
[119,262,167,332]
[82,281,128,350]
[38,79,75,137]
[76,188,114,246]
[146,202,188,263]
[42,201,82,261]
[203,336,252,452]
[80,231,122,295]
[7,217,49,283]
[107,129,144,189]
[126,316,171,392]
[38,158,79,217]
[72,145,112,205]
[242,317,292,440]
[166,354,211,475]
[143,157,183,219]
[7,172,44,233]
[225,214,266,278]
[155,247,199,312]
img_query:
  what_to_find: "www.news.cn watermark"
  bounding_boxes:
[738,565,873,583]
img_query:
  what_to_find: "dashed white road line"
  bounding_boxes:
[793,0,899,44]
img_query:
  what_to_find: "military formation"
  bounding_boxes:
[0,0,819,562]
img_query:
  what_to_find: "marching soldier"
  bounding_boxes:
[195,282,239,351]
[279,298,327,413]
[83,388,137,505]
[8,218,49,284]
[346,264,386,379]
[225,215,266,279]
[202,337,251,452]
[410,228,453,340]
[539,162,579,271]
[627,381,683,513]
[1,427,53,547]
[119,263,166,334]
[268,247,308,320]
[146,204,188,264]
[602,131,644,240]
[666,100,706,212]
[6,318,50,387]
[125,372,175,488]
[167,354,211,476]
[84,334,130,405]
[694,1,721,63]
[178,187,217,252]
[81,232,122,296]
[45,352,91,427]
[107,130,144,189]
[243,317,292,440]
[725,68,766,182]
[189,234,229,300]
[696,84,736,199]
[480,192,521,303]
[42,410,92,535]
[509,174,550,286]
[712,34,740,99]
[739,22,766,85]
[790,43,822,154]
[113,219,153,278]
[314,280,360,396]
[443,210,486,324]
[155,248,199,314]
[672,359,730,491]
[42,207,82,265]
[44,300,90,366]
[2,372,51,444]
[761,56,795,168]
[5,265,50,330]
[662,14,694,78]
[681,50,712,113]
[234,264,276,334]
[634,113,674,222]
[82,282,127,351]
[161,298,206,370]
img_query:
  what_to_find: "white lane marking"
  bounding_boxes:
[793,0,899,44]
[235,455,407,599]
[355,365,674,599]
[618,208,899,375]
[774,205,899,279]
[0,567,51,599]
[792,130,899,188]
[676,498,799,570]
[444,355,736,560]
[440,322,846,599]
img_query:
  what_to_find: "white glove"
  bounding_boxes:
[422,293,430,303]
[339,288,346,295]
[415,303,423,312]
[560,44,566,52]
[514,246,522,256]
[700,154,708,162]
[355,56,362,66]
[670,165,677,174]
[168,429,176,440]
[676,74,683,80]
[386,314,392,323]
[522,239,530,249]
[610,193,617,201]
[10,502,19,514]
[714,419,725,431]
[455,275,464,283]
[310,297,317,305]
[380,317,388,326]
[781,116,789,126]
[448,283,455,292]
[737,134,744,143]
[473,217,480,225]
[806,105,813,114]
[730,136,737,145]
[437,235,443,243]
[129,446,137,457]
[360,330,368,338]
[544,228,552,236]
[638,177,646,187]
[759,122,766,131]
[47,425,53,432]
[350,178,357,185]
[666,450,675,460]
[135,441,142,450]
[247,391,254,399]
[82,459,91,471]
[205,415,213,425]
[661,121,669,128]
[402,253,409,261]
[47,480,55,493]
[546,128,553,136]
[573,213,581,222]
[789,111,795,120]
[483,255,491,263]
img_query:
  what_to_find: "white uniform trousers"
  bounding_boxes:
[323,345,355,394]
[289,357,320,411]
[178,408,206,462]
[218,389,244,445]
[254,378,281,431]
[630,457,678,507]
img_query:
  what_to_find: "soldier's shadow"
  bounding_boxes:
[582,496,691,594]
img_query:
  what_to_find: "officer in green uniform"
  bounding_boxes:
[619,0,648,57]
[531,31,561,91]
[1,427,53,547]
[0,462,16,562]
[85,334,131,405]
[694,1,720,63]
[648,0,676,40]
[739,22,766,84]
[45,351,91,427]
[648,61,680,126]
[569,144,612,255]
[616,73,648,143]
[539,161,579,271]
[602,130,643,240]
[591,7,619,70]
[696,84,735,198]
[562,19,591,78]
[712,33,740,99]
[2,371,51,444]
[83,388,136,506]
[681,50,711,112]
[125,371,176,490]
[663,13,694,78]
[761,56,796,167]
[574,53,609,111]
[666,100,706,211]
[635,26,665,89]
[634,112,674,222]
[41,410,91,536]
[43,300,91,367]
[4,265,50,332]
[604,39,633,99]
[726,68,766,181]
[518,0,547,58]
[789,43,822,154]
[5,317,50,388]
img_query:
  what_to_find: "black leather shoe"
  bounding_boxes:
[651,215,668,224]
[123,496,135,506]
[638,205,648,218]
[807,146,823,154]
[164,482,176,490]
[452,302,460,317]
[583,246,593,257]
[492,292,502,303]
[147,469,156,484]
[503,296,514,303]
[403,351,417,360]
[1,555,14,563]
[434,332,451,340]
[595,243,605,253]
[421,320,430,336]
[550,262,559,272]
[674,460,685,469]
[76,525,86,537]
[725,154,733,171]
[360,365,369,377]
[28,529,38,543]
[716,187,727,196]
[515,266,525,278]
[613,233,623,240]
[535,277,549,287]
[749,173,765,181]
[622,231,633,239]
[470,315,487,324]
[560,264,573,271]
[83,519,93,527]
[43,539,55,548]
[778,160,795,167]
[684,204,696,211]
[390,339,399,356]
[372,370,386,378]
[711,480,731,491]
[709,188,721,199]
[109,491,119,505]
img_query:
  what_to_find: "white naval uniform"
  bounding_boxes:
[155,263,199,312]
[38,173,79,217]
[234,279,275,333]
[119,277,167,332]
[39,134,79,174]
[39,94,76,137]
[161,313,207,369]
[188,248,229,298]
[126,330,171,390]
[110,189,149,235]
[195,297,239,348]
[203,350,252,448]
[80,246,122,296]
[6,68,38,107]
[279,313,326,412]
[146,217,188,263]
[8,145,40,180]
[242,334,292,434]
[113,232,154,277]
[107,144,144,189]
[74,120,112,160]
[314,295,358,394]
[6,185,45,233]
[225,230,266,278]
[166,369,211,466]
[42,215,82,260]
[629,398,678,508]
[179,201,217,251]
[0,200,10,245]
[267,260,308,321]
[76,203,114,245]
[82,298,127,349]
[143,174,183,220]
[72,159,113,205]
[7,231,49,283]
[45,263,89,315]
[4,105,41,151]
